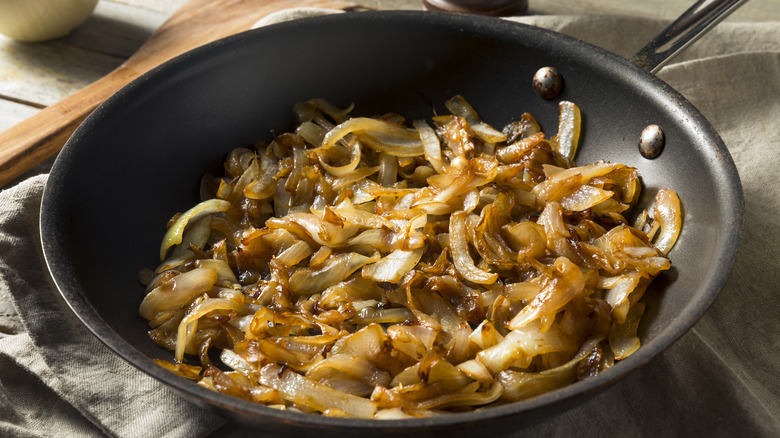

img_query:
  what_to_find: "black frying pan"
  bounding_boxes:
[40,4,744,437]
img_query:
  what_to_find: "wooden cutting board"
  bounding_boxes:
[0,0,355,187]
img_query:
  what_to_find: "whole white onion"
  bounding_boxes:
[0,0,99,42]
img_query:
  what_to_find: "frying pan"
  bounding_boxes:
[39,2,744,437]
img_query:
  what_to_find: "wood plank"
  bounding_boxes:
[0,100,39,133]
[63,1,167,59]
[0,36,125,107]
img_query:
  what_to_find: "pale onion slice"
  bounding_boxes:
[321,118,424,157]
[348,307,414,325]
[288,252,378,296]
[552,100,581,162]
[296,120,328,147]
[449,211,499,284]
[609,302,646,360]
[220,349,256,375]
[413,119,445,174]
[602,271,641,324]
[362,247,425,283]
[370,380,502,411]
[331,166,380,191]
[306,354,392,390]
[155,216,212,273]
[537,202,574,260]
[193,259,239,287]
[430,157,498,204]
[495,337,601,401]
[159,199,231,260]
[139,267,218,320]
[260,364,378,418]
[330,323,388,359]
[275,240,315,267]
[476,321,571,373]
[652,189,682,255]
[468,320,505,350]
[503,281,542,301]
[559,185,615,212]
[332,204,398,230]
[456,359,494,383]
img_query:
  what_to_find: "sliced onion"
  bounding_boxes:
[139,267,218,320]
[652,189,682,255]
[477,321,572,373]
[495,132,545,163]
[175,297,242,362]
[317,137,362,177]
[266,212,360,247]
[160,199,230,260]
[414,120,445,174]
[306,354,392,391]
[609,302,646,360]
[560,185,615,212]
[444,95,507,143]
[362,247,425,284]
[289,252,378,296]
[449,211,498,284]
[602,271,641,324]
[551,100,581,162]
[322,118,424,157]
[496,337,601,401]
[507,257,585,330]
[260,364,377,418]
[244,153,279,200]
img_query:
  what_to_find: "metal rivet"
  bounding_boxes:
[533,66,563,100]
[639,124,665,159]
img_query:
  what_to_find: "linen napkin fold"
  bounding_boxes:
[0,9,778,438]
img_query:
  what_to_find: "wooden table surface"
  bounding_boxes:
[1,0,778,186]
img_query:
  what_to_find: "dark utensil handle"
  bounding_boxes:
[631,0,749,73]
[421,0,528,16]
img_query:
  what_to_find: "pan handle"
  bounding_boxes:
[630,0,749,73]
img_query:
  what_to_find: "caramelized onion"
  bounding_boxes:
[142,96,681,417]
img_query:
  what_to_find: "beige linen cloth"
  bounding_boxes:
[0,8,778,437]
